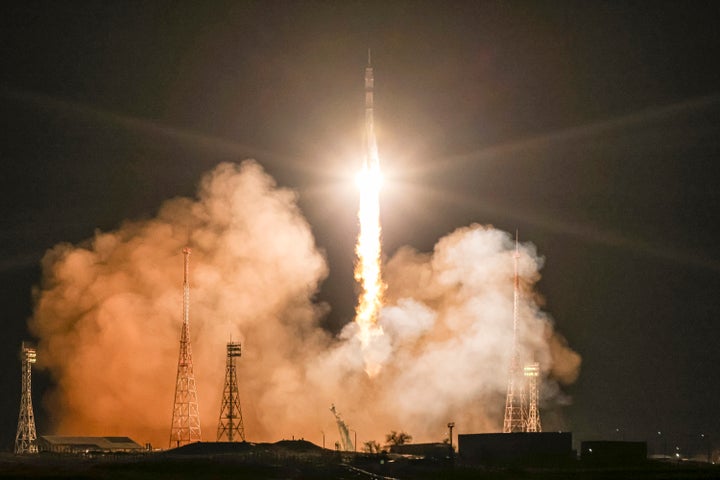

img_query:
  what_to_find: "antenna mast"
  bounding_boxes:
[503,232,526,432]
[15,342,38,454]
[169,247,202,447]
[217,341,246,442]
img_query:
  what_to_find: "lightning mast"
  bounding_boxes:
[217,341,246,442]
[503,233,526,433]
[330,404,354,452]
[15,342,38,454]
[169,247,202,448]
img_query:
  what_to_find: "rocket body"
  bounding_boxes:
[354,49,385,371]
[364,52,378,169]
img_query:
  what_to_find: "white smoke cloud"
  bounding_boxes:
[30,161,580,448]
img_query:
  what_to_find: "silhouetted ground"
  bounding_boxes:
[2,441,720,479]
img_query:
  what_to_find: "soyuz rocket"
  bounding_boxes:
[364,49,379,169]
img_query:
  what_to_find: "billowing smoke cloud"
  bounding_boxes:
[30,160,580,448]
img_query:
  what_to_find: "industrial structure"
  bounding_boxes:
[37,436,145,454]
[169,247,202,447]
[524,362,542,432]
[503,234,543,433]
[503,236,526,433]
[15,342,38,454]
[216,341,246,442]
[330,404,354,451]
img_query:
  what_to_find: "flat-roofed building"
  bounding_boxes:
[37,436,145,454]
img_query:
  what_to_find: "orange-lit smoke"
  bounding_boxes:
[30,161,580,449]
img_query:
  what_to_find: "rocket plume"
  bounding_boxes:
[354,50,386,375]
[27,60,581,448]
[29,161,581,448]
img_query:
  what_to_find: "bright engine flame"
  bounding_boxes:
[354,158,385,375]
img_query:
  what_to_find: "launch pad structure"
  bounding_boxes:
[524,362,542,432]
[330,404,354,452]
[503,234,542,433]
[169,247,202,448]
[15,342,38,454]
[217,341,246,442]
[503,236,525,433]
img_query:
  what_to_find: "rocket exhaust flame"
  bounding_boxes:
[354,50,386,375]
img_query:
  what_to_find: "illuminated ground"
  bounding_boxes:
[2,441,720,479]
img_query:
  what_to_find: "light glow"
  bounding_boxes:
[354,156,385,375]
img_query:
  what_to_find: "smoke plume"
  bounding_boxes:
[30,160,580,448]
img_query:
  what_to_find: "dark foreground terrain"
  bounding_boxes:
[2,441,719,480]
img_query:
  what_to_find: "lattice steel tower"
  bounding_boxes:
[503,233,526,433]
[524,362,542,432]
[15,342,38,454]
[169,247,202,447]
[217,341,246,442]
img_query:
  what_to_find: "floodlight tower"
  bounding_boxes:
[217,341,246,442]
[524,362,542,432]
[15,342,38,454]
[503,233,526,433]
[169,247,202,448]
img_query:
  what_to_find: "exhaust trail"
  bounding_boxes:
[354,50,386,375]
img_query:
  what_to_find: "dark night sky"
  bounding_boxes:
[2,1,720,453]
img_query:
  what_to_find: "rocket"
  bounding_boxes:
[364,49,379,169]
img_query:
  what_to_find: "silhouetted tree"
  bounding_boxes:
[362,440,382,453]
[385,431,412,446]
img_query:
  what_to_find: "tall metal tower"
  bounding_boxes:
[216,341,245,442]
[15,342,38,454]
[524,362,542,432]
[169,247,202,448]
[503,233,526,433]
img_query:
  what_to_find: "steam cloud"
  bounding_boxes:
[30,160,580,448]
